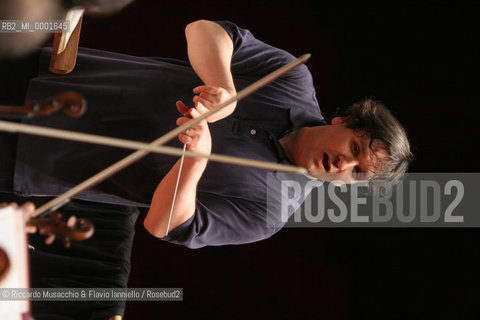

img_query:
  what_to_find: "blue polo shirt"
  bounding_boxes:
[13,21,325,247]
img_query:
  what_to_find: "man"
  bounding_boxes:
[1,20,412,249]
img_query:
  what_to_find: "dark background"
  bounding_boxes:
[77,1,479,319]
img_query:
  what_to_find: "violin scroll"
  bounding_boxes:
[0,91,87,119]
[51,91,87,118]
[27,212,94,248]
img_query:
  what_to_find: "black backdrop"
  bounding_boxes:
[77,1,479,319]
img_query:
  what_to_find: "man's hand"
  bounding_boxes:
[0,202,36,233]
[175,102,212,155]
[176,84,236,123]
[0,202,62,245]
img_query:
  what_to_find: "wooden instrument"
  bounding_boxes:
[0,91,87,119]
[27,212,94,248]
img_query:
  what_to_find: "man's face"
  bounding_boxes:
[292,117,386,183]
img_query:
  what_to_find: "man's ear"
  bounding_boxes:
[331,116,347,125]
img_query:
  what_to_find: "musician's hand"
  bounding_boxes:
[0,202,61,245]
[20,203,58,245]
[176,85,236,123]
[176,102,212,156]
[0,202,36,233]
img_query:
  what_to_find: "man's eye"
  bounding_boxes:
[352,143,360,156]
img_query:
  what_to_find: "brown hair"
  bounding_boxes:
[337,99,413,185]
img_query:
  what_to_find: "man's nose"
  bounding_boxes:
[336,155,359,171]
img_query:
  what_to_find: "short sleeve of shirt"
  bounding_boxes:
[215,20,310,80]
[215,20,323,127]
[162,192,281,249]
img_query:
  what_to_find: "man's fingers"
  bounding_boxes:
[193,85,219,95]
[193,96,214,109]
[195,102,210,114]
[176,116,198,145]
[194,92,217,103]
[178,133,193,145]
[0,202,37,233]
[25,226,37,234]
[186,106,201,118]
[192,95,200,105]
[21,202,35,231]
[176,103,208,147]
[0,201,35,221]
[20,202,35,221]
[176,116,194,127]
[175,100,189,115]
[0,202,18,209]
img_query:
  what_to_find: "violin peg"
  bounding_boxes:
[66,215,77,228]
[44,235,56,245]
[27,213,94,246]
[55,91,87,118]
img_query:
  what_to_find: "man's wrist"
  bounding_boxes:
[183,155,209,168]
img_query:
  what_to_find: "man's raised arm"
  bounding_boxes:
[176,20,237,122]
